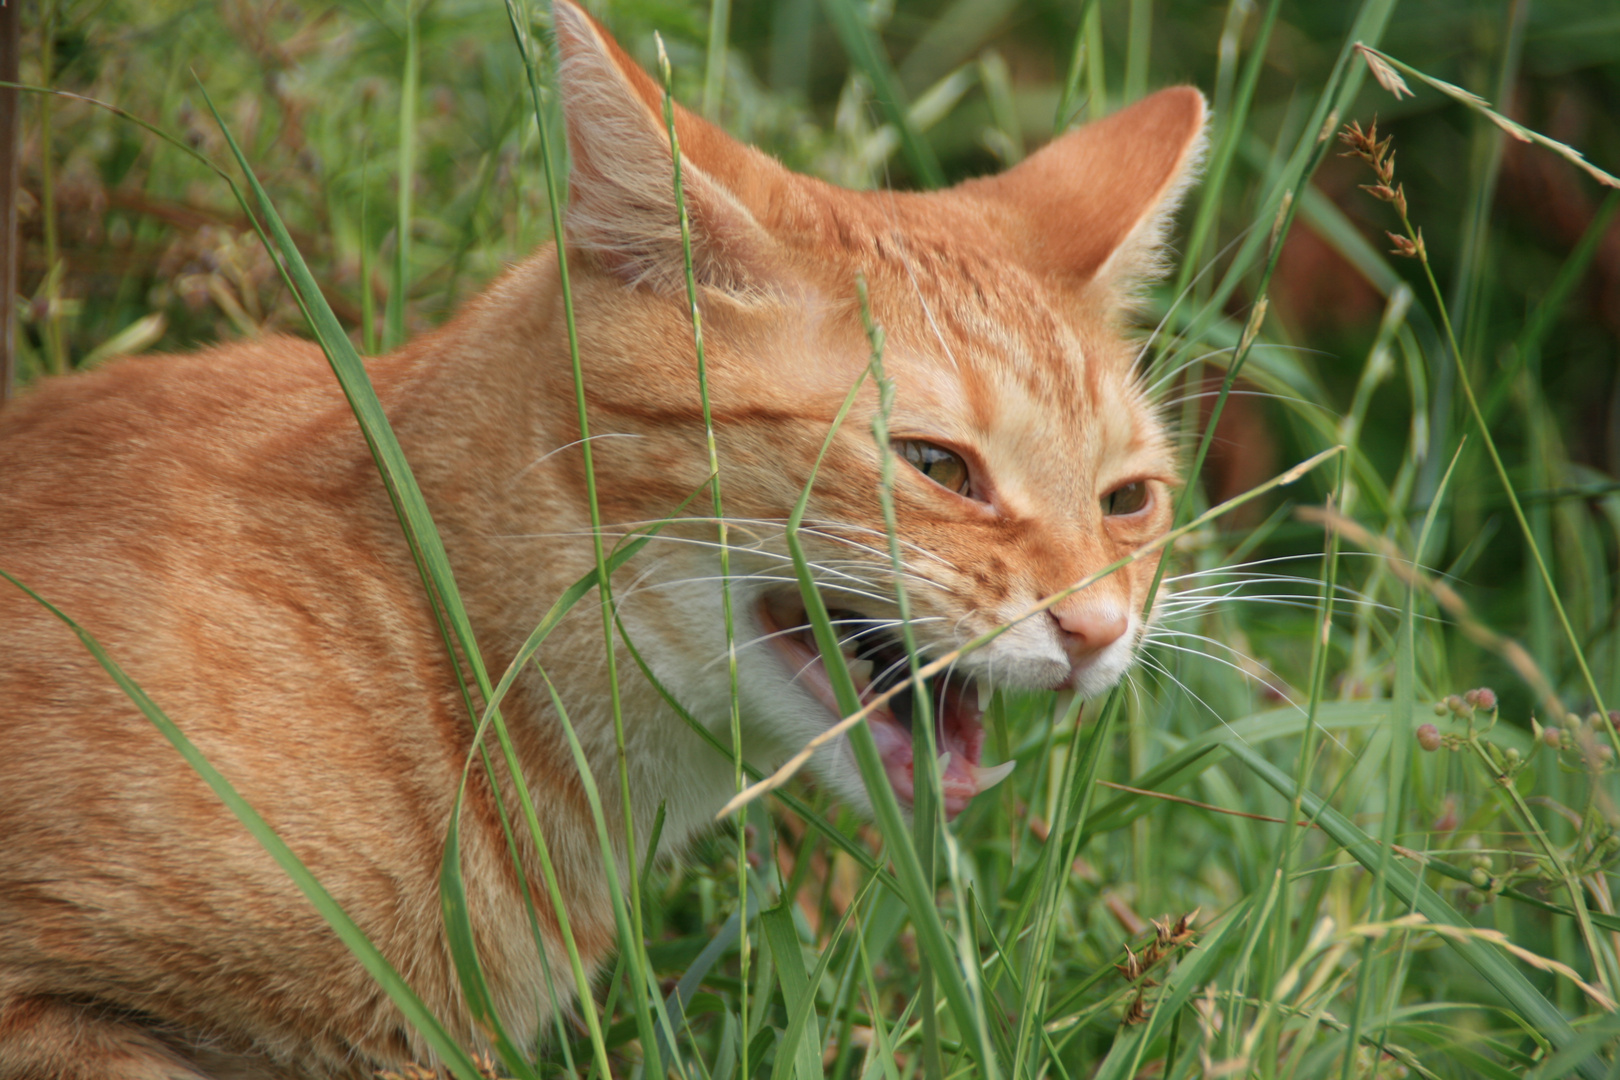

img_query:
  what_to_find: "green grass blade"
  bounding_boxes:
[763,902,826,1080]
[533,666,693,1079]
[0,569,487,1080]
[196,85,497,711]
[1227,740,1606,1080]
[819,0,945,187]
[1053,0,1103,132]
[438,806,543,1080]
[385,1,419,351]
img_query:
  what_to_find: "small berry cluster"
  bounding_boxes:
[1534,710,1620,770]
[1462,852,1501,907]
[1415,687,1499,754]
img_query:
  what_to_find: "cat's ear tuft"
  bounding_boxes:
[971,87,1208,300]
[550,0,779,294]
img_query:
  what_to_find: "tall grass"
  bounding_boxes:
[12,0,1620,1077]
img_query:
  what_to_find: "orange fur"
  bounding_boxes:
[0,5,1205,1076]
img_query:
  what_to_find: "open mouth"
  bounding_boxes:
[758,591,1015,818]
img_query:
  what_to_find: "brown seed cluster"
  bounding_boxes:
[1117,909,1200,1026]
[1339,118,1425,258]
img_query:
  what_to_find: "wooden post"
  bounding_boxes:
[0,0,19,404]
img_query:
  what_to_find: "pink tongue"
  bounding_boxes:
[867,683,987,818]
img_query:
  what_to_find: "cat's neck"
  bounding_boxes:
[378,248,738,863]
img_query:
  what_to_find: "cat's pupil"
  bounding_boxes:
[1102,481,1148,516]
[895,440,971,497]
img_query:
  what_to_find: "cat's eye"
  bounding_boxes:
[894,440,973,498]
[1102,481,1150,516]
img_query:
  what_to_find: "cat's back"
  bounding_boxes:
[0,338,424,720]
[0,333,465,793]
[0,340,476,1076]
[3,336,353,540]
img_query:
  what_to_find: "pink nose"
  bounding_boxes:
[1051,602,1128,661]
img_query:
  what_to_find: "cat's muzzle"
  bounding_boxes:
[757,591,1014,818]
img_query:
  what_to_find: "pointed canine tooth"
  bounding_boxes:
[1052,691,1080,722]
[847,658,874,686]
[971,759,1017,791]
[976,676,993,712]
[936,752,952,775]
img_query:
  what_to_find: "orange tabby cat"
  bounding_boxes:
[0,4,1204,1076]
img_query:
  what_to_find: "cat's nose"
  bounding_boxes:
[1050,600,1128,661]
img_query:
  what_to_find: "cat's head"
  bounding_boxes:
[547,1,1204,817]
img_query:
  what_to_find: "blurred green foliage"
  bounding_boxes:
[14,0,1620,1075]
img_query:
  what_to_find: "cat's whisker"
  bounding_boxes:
[617,574,901,612]
[515,530,943,594]
[1164,551,1392,581]
[1142,631,1300,704]
[774,619,939,690]
[1143,345,1236,397]
[1135,219,1262,371]
[1157,387,1328,412]
[1157,595,1408,621]
[895,229,965,376]
[496,515,957,578]
[709,617,929,674]
[1157,579,1388,606]
[1134,654,1255,739]
[513,432,646,478]
[1159,569,1401,610]
[798,522,956,568]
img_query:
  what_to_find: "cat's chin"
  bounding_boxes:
[755,592,1015,819]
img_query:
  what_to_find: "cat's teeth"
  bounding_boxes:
[846,658,874,688]
[1052,690,1079,721]
[976,676,993,712]
[971,760,1017,791]
[936,752,952,774]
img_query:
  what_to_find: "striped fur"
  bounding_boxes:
[0,4,1205,1076]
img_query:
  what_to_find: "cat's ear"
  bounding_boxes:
[551,0,782,293]
[971,88,1207,297]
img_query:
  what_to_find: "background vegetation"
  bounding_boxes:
[14,0,1620,1076]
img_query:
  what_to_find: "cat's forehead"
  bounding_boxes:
[843,232,1120,403]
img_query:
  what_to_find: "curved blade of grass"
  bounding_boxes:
[769,878,874,1080]
[0,569,486,1080]
[533,665,694,1080]
[819,0,944,187]
[763,350,995,1071]
[200,83,586,1075]
[763,902,824,1080]
[20,72,549,1079]
[1053,0,1103,133]
[439,808,542,1080]
[197,85,497,715]
[1227,740,1608,1080]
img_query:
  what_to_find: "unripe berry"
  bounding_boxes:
[1416,724,1442,752]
